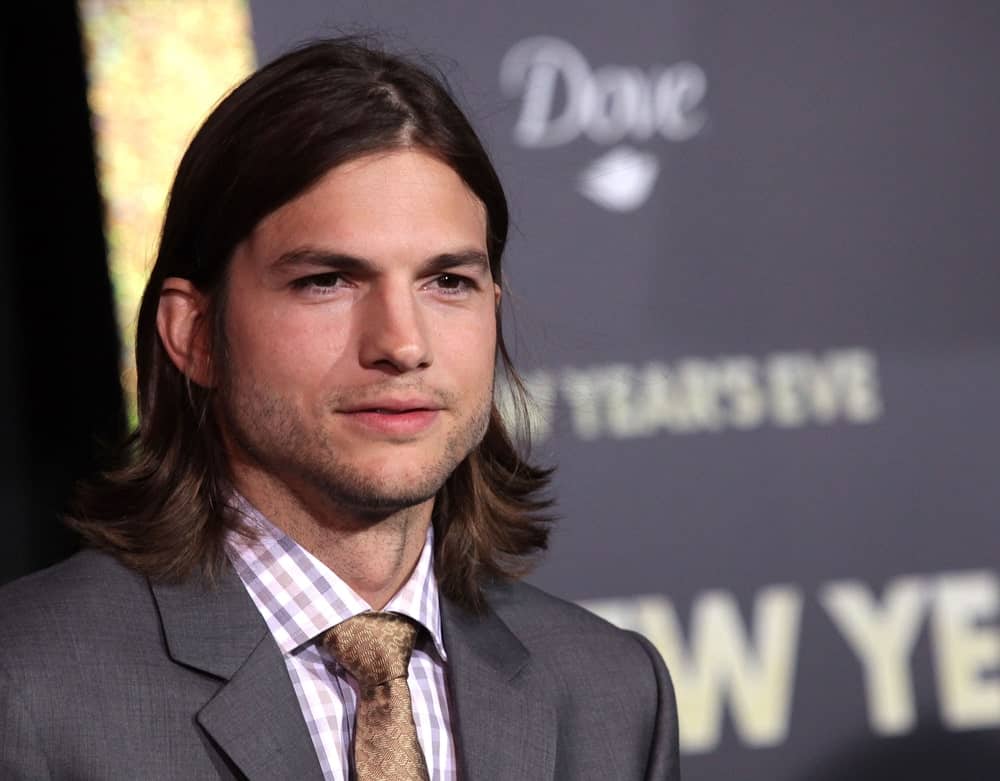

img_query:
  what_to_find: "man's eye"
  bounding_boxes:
[432,273,474,293]
[292,273,343,291]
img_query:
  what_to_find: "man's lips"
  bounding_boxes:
[339,398,443,414]
[338,399,443,435]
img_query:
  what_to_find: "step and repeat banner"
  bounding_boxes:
[85,1,1000,778]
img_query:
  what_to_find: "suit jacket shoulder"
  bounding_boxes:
[490,579,666,688]
[0,549,301,780]
[441,578,680,780]
[0,548,157,659]
[0,550,159,779]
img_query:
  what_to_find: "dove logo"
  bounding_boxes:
[577,146,660,212]
[500,36,708,211]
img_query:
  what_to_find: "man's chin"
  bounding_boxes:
[313,467,447,518]
[338,486,439,516]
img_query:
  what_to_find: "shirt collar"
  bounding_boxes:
[225,494,447,661]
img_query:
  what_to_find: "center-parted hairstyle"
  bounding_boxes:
[69,37,552,611]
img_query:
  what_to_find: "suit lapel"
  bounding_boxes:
[151,570,324,781]
[441,596,556,781]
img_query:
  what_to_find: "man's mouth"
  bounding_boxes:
[340,401,442,436]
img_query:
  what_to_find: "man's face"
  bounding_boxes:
[216,148,498,516]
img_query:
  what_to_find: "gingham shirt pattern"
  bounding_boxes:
[226,497,457,781]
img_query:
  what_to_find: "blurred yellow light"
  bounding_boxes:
[79,0,256,424]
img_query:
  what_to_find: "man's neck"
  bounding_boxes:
[233,472,433,610]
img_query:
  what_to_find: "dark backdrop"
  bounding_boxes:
[0,1,124,583]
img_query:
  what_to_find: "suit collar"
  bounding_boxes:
[150,567,324,781]
[441,589,557,781]
[151,565,265,679]
[151,567,557,780]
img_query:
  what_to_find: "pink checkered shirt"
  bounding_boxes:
[226,496,458,781]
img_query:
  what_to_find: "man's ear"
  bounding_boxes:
[157,277,215,387]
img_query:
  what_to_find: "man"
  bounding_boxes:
[0,38,679,780]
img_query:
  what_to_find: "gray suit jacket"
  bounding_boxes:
[0,549,679,779]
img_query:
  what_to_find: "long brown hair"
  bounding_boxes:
[68,37,553,611]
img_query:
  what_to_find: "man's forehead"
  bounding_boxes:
[237,150,489,267]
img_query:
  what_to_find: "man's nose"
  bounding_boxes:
[358,283,432,373]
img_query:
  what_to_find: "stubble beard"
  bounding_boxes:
[218,372,493,519]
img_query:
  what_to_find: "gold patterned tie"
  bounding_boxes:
[323,612,430,781]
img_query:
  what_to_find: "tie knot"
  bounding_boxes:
[323,612,420,688]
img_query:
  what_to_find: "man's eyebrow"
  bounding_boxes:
[270,248,374,274]
[270,247,491,275]
[421,250,490,275]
